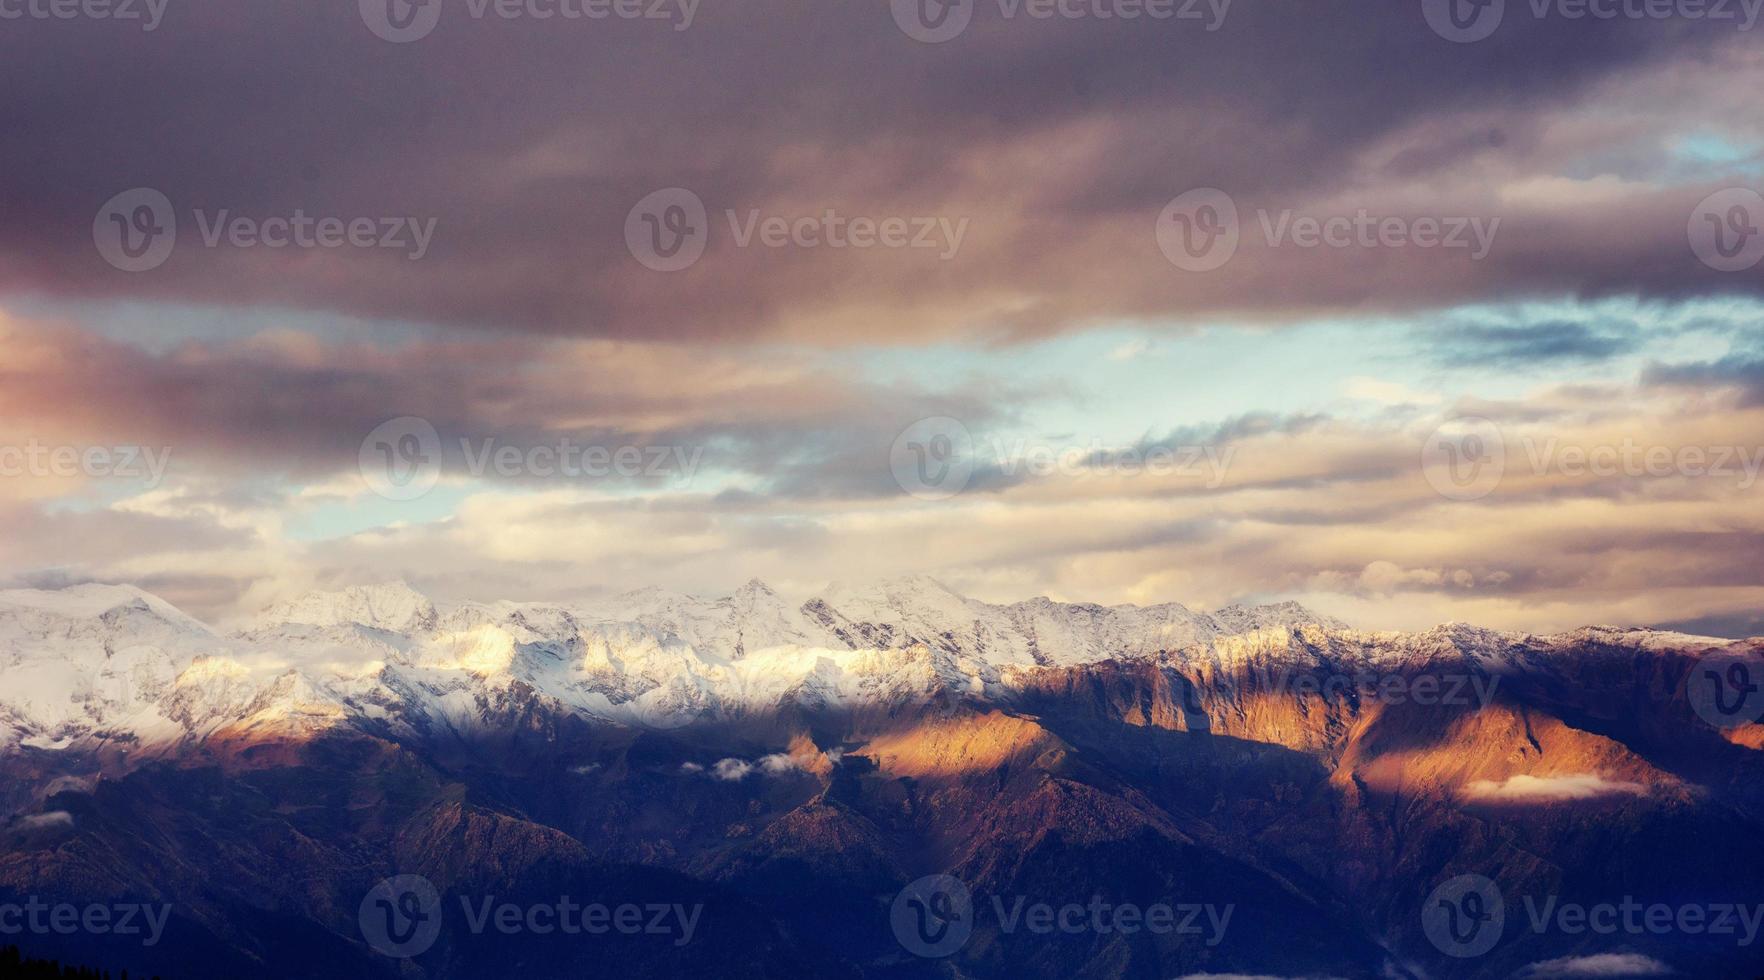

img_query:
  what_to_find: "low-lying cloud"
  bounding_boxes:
[11,810,75,831]
[696,754,802,782]
[1464,773,1648,802]
[1518,953,1674,977]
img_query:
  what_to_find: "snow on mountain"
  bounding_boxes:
[0,577,1739,758]
[0,584,219,752]
[998,595,1347,665]
[255,581,438,634]
[575,578,839,663]
[797,576,1355,668]
[805,575,1037,666]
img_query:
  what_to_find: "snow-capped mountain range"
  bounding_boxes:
[5,579,1762,980]
[0,577,1735,757]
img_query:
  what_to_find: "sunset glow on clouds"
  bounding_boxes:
[0,3,1760,631]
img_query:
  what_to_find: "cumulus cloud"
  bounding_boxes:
[1518,953,1674,977]
[2,285,1763,636]
[756,753,800,776]
[690,755,805,781]
[710,759,754,781]
[5,337,1764,634]
[1464,774,1648,803]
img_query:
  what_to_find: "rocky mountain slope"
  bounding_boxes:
[1,580,1761,979]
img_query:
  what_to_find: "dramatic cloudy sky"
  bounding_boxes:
[1,0,1761,632]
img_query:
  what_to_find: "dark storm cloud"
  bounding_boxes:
[0,1,1757,341]
[1655,610,1764,640]
[1643,353,1764,405]
[1430,320,1643,367]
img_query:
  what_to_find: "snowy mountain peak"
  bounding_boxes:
[821,574,957,603]
[735,578,776,597]
[256,581,438,634]
[1210,599,1347,633]
[7,577,1753,759]
[0,582,212,636]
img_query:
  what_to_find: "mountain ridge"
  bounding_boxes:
[0,577,1750,762]
[3,580,1762,979]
